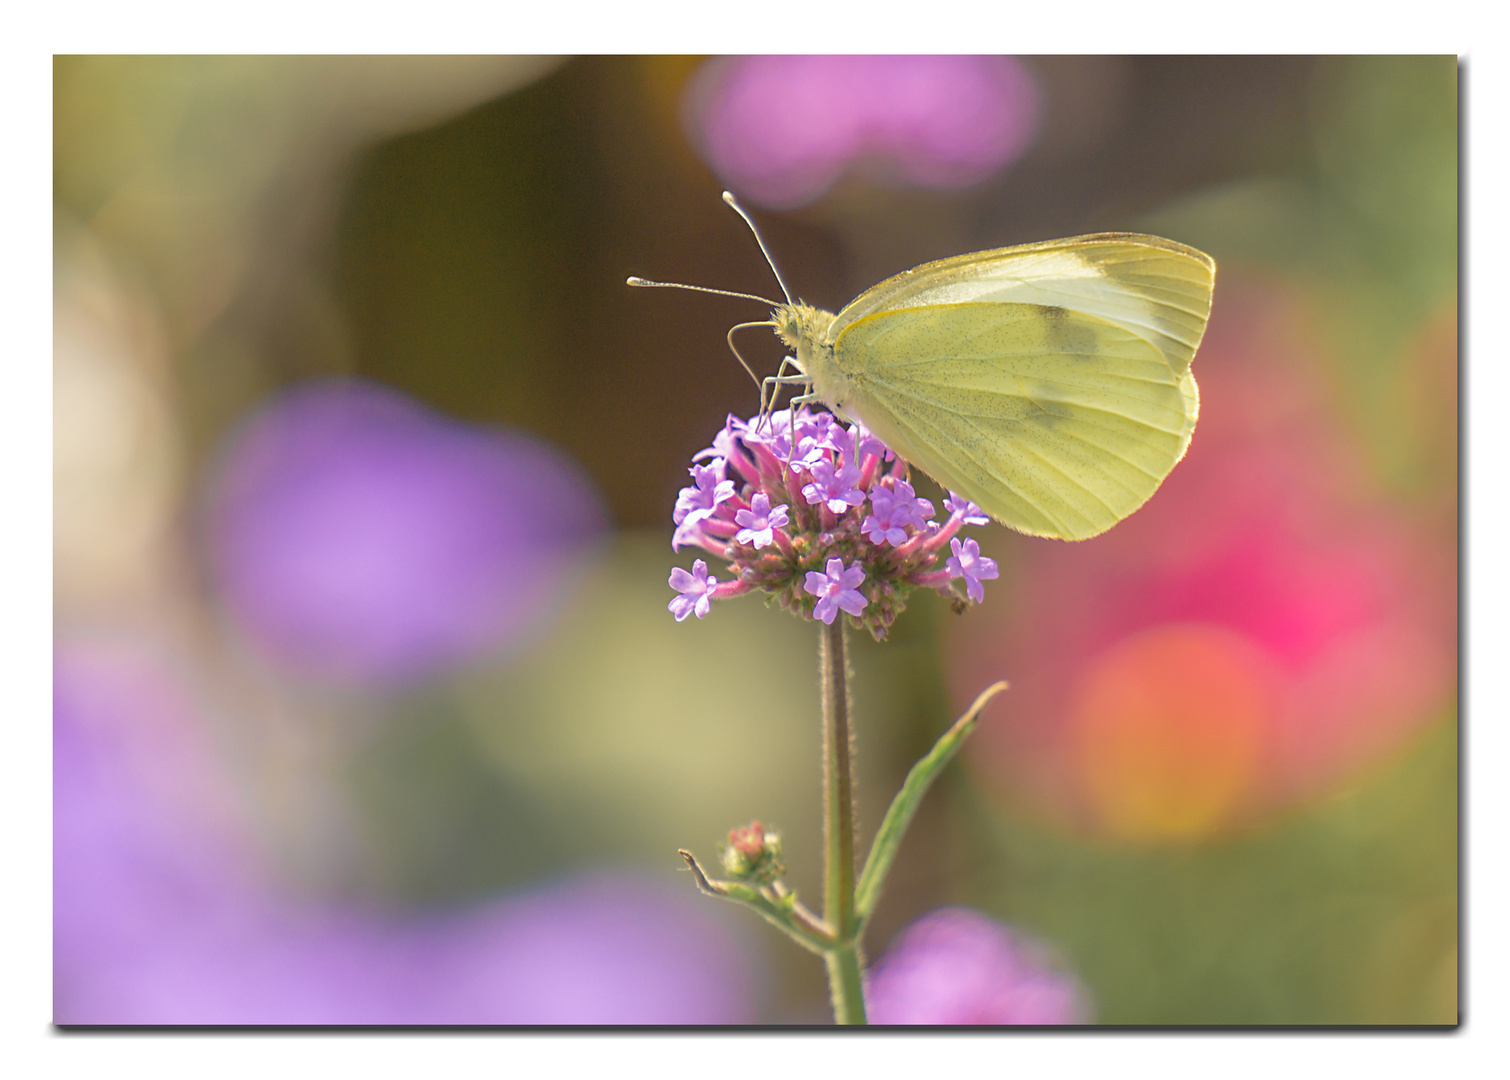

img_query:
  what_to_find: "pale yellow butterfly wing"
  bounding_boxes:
[819,233,1213,540]
[832,301,1200,541]
[832,233,1214,379]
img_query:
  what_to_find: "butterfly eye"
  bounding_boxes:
[770,313,801,347]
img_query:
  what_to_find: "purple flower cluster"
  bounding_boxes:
[667,407,998,640]
[866,907,1089,1025]
[53,639,759,1024]
[205,379,605,687]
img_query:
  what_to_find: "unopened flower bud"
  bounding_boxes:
[720,820,785,885]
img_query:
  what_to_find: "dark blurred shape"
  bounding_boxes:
[1394,301,1458,513]
[950,280,1456,840]
[329,58,1339,531]
[685,55,1040,209]
[54,639,759,1024]
[204,379,604,687]
[866,907,1087,1025]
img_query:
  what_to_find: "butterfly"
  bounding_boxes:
[630,193,1214,541]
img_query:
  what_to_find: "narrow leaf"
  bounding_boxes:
[854,680,1009,926]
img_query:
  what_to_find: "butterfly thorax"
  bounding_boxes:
[774,303,850,404]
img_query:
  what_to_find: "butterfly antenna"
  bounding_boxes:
[625,277,779,307]
[722,191,795,306]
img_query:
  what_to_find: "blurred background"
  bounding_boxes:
[53,55,1457,1024]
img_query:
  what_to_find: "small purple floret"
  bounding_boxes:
[856,424,893,462]
[862,480,935,546]
[734,493,788,549]
[824,424,861,466]
[674,460,736,526]
[825,423,893,466]
[945,493,990,525]
[668,559,719,621]
[801,459,866,513]
[754,409,798,461]
[691,415,745,465]
[803,558,868,625]
[664,404,995,636]
[946,537,999,602]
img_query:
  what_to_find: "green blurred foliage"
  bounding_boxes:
[348,534,952,902]
[1141,56,1458,502]
[338,534,960,1016]
[958,713,1456,1024]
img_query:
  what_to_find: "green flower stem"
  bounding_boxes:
[819,619,866,1025]
[825,943,867,1025]
[854,679,1010,927]
[677,628,1003,1026]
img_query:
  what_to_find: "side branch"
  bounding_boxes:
[677,849,835,956]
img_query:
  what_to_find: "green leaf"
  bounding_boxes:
[854,680,1009,927]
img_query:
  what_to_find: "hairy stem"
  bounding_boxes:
[819,619,866,1024]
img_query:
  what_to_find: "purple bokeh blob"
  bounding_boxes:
[398,875,756,1025]
[54,640,759,1024]
[690,55,1040,208]
[205,379,605,687]
[866,907,1089,1025]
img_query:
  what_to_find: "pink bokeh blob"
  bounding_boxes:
[947,276,1456,835]
[689,55,1040,208]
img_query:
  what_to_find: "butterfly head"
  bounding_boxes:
[773,303,836,355]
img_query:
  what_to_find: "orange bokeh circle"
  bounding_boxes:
[1070,624,1275,843]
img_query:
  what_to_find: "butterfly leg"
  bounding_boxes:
[782,389,832,457]
[762,374,812,456]
[759,369,812,430]
[756,356,786,423]
[758,356,803,417]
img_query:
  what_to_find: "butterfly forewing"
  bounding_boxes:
[830,234,1215,379]
[833,301,1198,540]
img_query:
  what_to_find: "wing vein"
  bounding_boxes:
[883,392,1123,525]
[882,397,1073,536]
[871,376,1189,436]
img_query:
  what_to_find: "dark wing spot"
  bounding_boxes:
[1040,305,1099,358]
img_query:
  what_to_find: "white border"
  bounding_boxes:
[9,6,1503,1077]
